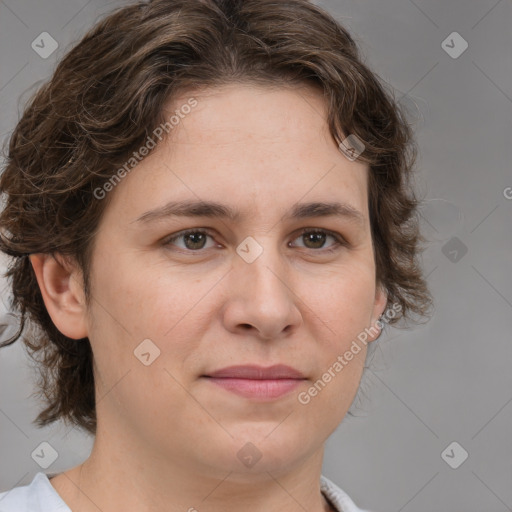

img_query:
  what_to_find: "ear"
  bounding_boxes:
[29,253,88,340]
[367,284,388,342]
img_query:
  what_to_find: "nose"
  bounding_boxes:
[221,239,303,341]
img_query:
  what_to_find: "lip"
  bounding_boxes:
[206,364,305,379]
[203,365,306,400]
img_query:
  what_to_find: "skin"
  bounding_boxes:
[30,82,387,512]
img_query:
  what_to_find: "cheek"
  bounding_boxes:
[89,251,181,331]
[305,262,377,338]
[297,262,375,407]
[85,261,199,424]
[86,254,210,374]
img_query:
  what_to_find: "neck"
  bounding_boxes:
[50,424,333,512]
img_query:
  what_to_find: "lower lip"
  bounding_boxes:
[205,377,304,400]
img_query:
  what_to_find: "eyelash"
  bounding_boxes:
[163,228,347,254]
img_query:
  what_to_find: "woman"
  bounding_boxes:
[0,0,431,510]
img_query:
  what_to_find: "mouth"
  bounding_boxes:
[202,364,307,400]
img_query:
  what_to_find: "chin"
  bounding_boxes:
[220,425,315,475]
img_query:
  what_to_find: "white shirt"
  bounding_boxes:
[0,472,371,512]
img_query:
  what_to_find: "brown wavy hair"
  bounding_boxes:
[0,0,432,435]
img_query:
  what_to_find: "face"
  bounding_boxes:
[79,83,387,478]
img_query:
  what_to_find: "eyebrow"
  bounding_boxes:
[133,199,366,225]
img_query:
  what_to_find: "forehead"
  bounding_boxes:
[103,83,369,225]
[164,82,344,161]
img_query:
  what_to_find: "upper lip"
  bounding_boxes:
[205,364,305,379]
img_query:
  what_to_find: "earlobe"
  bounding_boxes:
[368,284,388,342]
[29,253,88,340]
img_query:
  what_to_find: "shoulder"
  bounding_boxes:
[320,474,373,512]
[0,472,70,512]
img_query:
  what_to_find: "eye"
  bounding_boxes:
[289,228,346,252]
[163,229,217,251]
[163,227,347,253]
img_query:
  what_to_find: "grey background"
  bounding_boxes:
[0,0,511,511]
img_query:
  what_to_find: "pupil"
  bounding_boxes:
[306,232,325,248]
[185,233,206,249]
